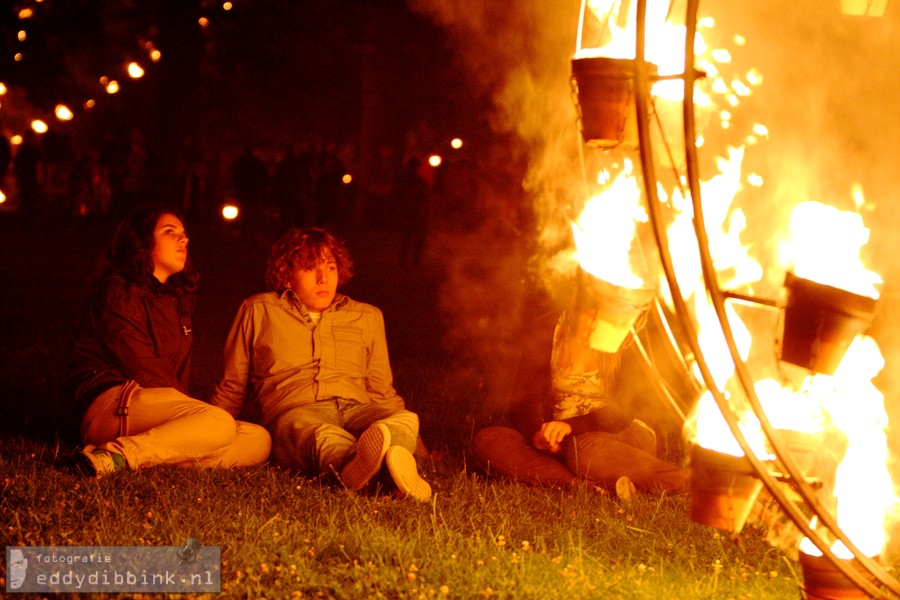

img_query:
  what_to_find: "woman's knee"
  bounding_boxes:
[238,422,272,464]
[201,404,239,445]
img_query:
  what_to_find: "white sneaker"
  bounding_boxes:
[385,446,431,502]
[615,475,637,502]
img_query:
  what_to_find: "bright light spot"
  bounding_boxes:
[733,34,746,46]
[199,17,210,28]
[99,76,109,84]
[17,30,26,42]
[14,53,22,62]
[11,135,22,145]
[0,189,6,204]
[746,69,763,86]
[223,1,233,9]
[18,8,34,19]
[127,62,144,78]
[698,16,715,28]
[0,83,6,95]
[747,173,763,187]
[711,49,731,63]
[732,80,750,96]
[719,110,731,122]
[55,104,73,121]
[149,49,161,62]
[84,99,96,109]
[106,80,119,94]
[221,204,239,220]
[450,138,463,149]
[31,120,48,134]
[428,154,442,167]
[342,173,352,184]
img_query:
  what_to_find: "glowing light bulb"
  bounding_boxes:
[222,204,239,220]
[127,62,144,78]
[55,104,73,121]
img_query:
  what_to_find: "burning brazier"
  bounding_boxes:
[569,267,656,354]
[689,445,764,534]
[779,272,880,375]
[571,57,659,149]
[799,548,877,600]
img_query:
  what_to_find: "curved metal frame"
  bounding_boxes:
[627,0,900,596]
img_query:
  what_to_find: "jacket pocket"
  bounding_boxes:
[332,325,366,368]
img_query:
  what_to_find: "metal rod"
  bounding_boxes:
[634,0,897,598]
[720,291,780,309]
[676,1,900,596]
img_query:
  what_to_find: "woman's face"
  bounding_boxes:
[151,213,189,283]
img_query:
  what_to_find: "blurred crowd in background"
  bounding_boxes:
[0,122,507,263]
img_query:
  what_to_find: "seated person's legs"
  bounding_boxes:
[271,402,354,476]
[342,401,418,453]
[81,385,243,470]
[564,426,689,494]
[471,425,580,487]
[214,421,272,468]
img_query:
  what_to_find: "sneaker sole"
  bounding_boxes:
[341,423,391,491]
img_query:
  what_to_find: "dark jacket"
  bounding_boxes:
[67,275,193,415]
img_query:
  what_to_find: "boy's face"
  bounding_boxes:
[287,250,338,312]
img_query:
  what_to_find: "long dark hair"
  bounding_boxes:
[95,206,199,298]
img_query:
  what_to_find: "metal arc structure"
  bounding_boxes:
[627,0,900,596]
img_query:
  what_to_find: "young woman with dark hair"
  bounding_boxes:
[66,206,271,476]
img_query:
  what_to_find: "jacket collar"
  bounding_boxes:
[280,289,348,315]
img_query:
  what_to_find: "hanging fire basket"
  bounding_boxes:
[779,272,880,375]
[570,267,656,353]
[800,550,877,600]
[688,445,764,534]
[571,57,659,149]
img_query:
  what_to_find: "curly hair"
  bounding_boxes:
[265,227,354,293]
[95,206,199,297]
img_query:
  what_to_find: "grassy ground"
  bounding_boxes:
[1,435,802,599]
[0,213,862,597]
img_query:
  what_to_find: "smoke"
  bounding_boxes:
[405,0,586,423]
[408,0,900,492]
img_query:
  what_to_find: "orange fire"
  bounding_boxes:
[574,0,899,564]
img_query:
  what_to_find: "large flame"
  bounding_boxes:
[575,0,898,561]
[779,200,882,299]
[572,159,647,289]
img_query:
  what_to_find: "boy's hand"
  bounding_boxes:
[532,420,572,454]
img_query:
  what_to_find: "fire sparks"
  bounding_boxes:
[572,0,898,568]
